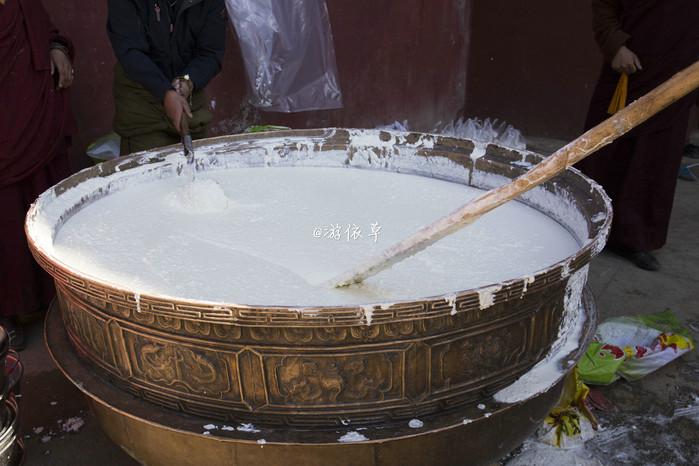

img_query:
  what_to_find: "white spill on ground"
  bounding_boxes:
[59,417,85,433]
[506,394,699,465]
[338,431,369,443]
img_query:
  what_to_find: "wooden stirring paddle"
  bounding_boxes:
[332,60,699,288]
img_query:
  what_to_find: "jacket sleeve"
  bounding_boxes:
[592,0,630,62]
[182,0,226,91]
[107,0,172,102]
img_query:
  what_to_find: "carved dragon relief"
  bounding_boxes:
[270,353,398,405]
[126,333,238,399]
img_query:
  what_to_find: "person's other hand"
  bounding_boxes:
[172,77,193,100]
[50,48,74,89]
[164,90,193,134]
[611,46,642,75]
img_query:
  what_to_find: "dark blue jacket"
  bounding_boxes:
[107,0,226,102]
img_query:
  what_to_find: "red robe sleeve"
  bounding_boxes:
[21,0,74,70]
[0,0,75,187]
[591,0,631,62]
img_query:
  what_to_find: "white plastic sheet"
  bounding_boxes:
[226,0,343,112]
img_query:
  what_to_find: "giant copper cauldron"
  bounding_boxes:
[28,129,610,465]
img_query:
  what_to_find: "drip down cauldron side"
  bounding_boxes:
[28,129,610,466]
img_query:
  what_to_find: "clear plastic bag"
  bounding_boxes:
[86,133,121,164]
[226,0,343,113]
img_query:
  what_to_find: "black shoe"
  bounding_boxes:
[627,251,660,271]
[0,318,26,351]
[608,247,660,271]
[684,144,699,159]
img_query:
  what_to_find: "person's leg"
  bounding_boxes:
[576,136,665,270]
[598,120,688,270]
[0,183,40,350]
[623,124,689,251]
[683,102,699,159]
[23,148,73,310]
[0,146,72,350]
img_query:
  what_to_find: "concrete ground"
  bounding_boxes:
[16,150,699,465]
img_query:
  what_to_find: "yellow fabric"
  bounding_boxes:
[659,333,695,351]
[546,407,581,445]
[545,368,597,447]
[607,73,629,115]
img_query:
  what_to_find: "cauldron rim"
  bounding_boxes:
[25,128,612,325]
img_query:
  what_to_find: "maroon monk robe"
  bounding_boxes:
[577,0,699,252]
[0,0,75,318]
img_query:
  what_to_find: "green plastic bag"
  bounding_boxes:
[578,310,694,385]
[244,125,291,133]
[577,341,626,385]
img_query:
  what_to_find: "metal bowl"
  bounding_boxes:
[0,396,22,466]
[26,129,611,427]
[0,328,9,397]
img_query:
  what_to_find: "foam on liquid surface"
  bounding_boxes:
[52,166,579,306]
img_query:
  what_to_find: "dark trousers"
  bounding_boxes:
[0,149,70,317]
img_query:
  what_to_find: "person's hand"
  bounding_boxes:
[164,90,192,134]
[611,46,642,75]
[172,76,193,100]
[50,48,74,89]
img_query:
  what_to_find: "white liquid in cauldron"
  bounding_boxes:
[52,167,579,306]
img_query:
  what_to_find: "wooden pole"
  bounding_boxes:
[332,60,699,288]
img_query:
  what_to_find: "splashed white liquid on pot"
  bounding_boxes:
[51,167,579,306]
